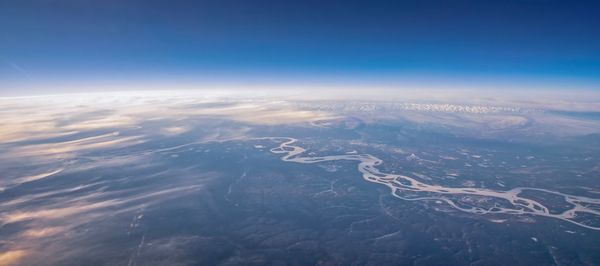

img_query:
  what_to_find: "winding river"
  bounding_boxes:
[266,137,600,231]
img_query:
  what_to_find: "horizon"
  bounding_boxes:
[2,2,600,266]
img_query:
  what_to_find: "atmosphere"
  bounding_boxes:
[1,0,600,94]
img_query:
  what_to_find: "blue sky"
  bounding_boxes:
[1,0,599,94]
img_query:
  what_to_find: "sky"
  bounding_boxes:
[1,0,600,95]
